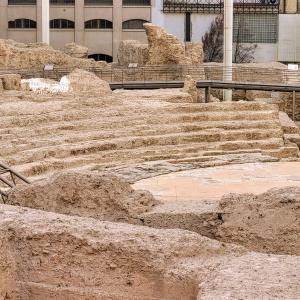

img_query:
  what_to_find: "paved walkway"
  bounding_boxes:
[133,162,300,202]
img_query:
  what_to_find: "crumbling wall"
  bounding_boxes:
[0,74,21,90]
[63,42,88,59]
[117,40,149,66]
[66,68,112,96]
[185,42,204,65]
[7,171,159,224]
[144,23,193,65]
[217,186,300,255]
[0,39,106,69]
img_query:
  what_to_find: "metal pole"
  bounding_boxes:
[223,0,233,101]
[42,0,50,44]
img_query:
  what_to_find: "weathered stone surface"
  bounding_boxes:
[0,39,106,69]
[144,23,191,65]
[0,74,21,90]
[113,88,194,103]
[185,42,204,65]
[7,171,159,224]
[279,111,300,134]
[217,186,300,255]
[255,97,287,112]
[63,42,88,59]
[66,68,111,95]
[182,75,206,102]
[1,204,300,300]
[117,40,149,66]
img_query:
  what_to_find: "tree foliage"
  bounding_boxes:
[202,16,257,63]
[202,16,224,63]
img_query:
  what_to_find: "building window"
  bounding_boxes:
[85,19,113,29]
[85,0,113,5]
[8,18,36,29]
[50,0,75,5]
[88,54,113,63]
[123,0,151,6]
[8,0,36,4]
[233,14,278,43]
[122,19,148,30]
[50,19,75,29]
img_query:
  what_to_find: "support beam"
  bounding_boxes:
[41,0,50,44]
[223,0,233,101]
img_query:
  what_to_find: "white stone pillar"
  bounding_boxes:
[75,0,85,45]
[223,0,233,101]
[41,0,50,44]
[0,0,8,39]
[113,0,123,62]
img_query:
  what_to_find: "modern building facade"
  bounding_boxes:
[152,0,300,63]
[0,0,300,63]
[0,0,151,61]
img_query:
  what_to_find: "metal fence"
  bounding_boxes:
[162,0,280,14]
[1,64,300,86]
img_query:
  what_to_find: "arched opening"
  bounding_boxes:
[50,19,75,29]
[88,54,113,63]
[8,18,36,29]
[122,19,148,30]
[85,19,113,29]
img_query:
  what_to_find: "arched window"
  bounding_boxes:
[8,18,36,29]
[88,54,113,63]
[85,19,113,29]
[122,19,147,30]
[50,19,75,29]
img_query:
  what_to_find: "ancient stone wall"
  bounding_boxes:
[63,42,88,59]
[0,39,106,69]
[117,40,149,66]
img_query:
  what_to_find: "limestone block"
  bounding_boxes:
[144,23,191,65]
[63,42,88,59]
[185,42,204,65]
[1,74,21,90]
[117,40,149,66]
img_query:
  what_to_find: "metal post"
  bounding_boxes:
[223,0,233,101]
[41,0,50,44]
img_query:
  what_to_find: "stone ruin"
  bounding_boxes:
[117,23,204,66]
[0,171,300,299]
[0,39,106,69]
[63,42,89,59]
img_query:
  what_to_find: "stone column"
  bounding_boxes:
[113,0,123,62]
[37,0,49,44]
[0,0,8,39]
[285,0,298,14]
[223,0,233,101]
[75,0,85,45]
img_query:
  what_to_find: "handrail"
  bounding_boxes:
[0,163,30,203]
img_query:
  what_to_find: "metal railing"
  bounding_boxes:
[163,0,280,14]
[1,64,300,85]
[0,163,30,203]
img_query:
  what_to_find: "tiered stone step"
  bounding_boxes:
[2,99,299,181]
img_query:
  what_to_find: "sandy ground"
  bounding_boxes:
[133,161,300,202]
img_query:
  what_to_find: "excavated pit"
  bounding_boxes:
[1,203,300,300]
[5,170,300,257]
